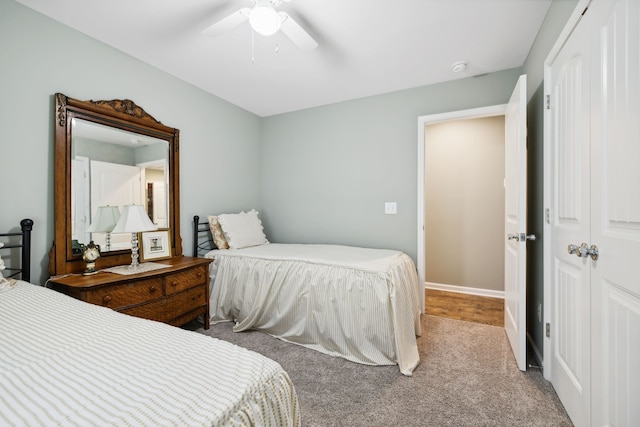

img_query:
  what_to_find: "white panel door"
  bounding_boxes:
[549,6,593,425]
[548,1,640,425]
[504,74,528,371]
[151,182,167,227]
[90,160,144,250]
[590,0,640,424]
[71,157,90,244]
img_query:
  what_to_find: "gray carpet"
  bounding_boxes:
[194,315,573,426]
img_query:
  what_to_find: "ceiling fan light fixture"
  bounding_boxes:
[249,5,281,36]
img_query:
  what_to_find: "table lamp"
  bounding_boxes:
[87,205,120,251]
[111,205,157,269]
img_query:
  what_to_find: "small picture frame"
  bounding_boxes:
[139,229,171,262]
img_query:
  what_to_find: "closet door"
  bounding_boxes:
[590,0,640,424]
[549,0,640,425]
[549,9,592,425]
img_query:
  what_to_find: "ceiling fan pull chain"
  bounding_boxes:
[275,36,280,54]
[251,29,255,63]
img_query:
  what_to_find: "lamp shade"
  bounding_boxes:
[87,206,121,233]
[111,205,157,233]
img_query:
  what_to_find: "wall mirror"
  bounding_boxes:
[50,93,182,275]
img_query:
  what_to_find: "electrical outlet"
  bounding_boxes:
[385,202,397,215]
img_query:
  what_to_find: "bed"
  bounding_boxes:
[1,219,300,427]
[193,212,423,376]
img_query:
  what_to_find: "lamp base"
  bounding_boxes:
[130,232,140,269]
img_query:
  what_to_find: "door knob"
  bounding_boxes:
[508,233,536,242]
[568,243,599,261]
[577,242,590,257]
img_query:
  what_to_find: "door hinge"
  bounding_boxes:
[545,94,551,110]
[546,323,551,338]
[545,208,550,224]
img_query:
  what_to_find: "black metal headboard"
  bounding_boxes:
[192,215,215,257]
[0,218,33,282]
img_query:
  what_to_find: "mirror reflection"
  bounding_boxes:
[71,118,169,253]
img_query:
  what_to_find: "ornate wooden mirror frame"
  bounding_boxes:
[50,93,182,275]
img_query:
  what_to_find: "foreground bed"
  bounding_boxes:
[0,219,300,427]
[0,281,300,426]
[203,242,423,376]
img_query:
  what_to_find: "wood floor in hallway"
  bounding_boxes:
[425,288,504,327]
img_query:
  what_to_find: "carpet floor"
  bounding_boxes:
[195,315,572,426]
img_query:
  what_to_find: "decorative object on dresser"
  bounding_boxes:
[81,240,101,275]
[48,256,213,329]
[86,205,120,251]
[110,204,158,270]
[50,93,181,276]
[139,229,172,262]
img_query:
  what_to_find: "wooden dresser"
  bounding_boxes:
[49,256,213,329]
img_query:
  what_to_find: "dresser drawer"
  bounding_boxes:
[120,285,206,323]
[84,277,163,309]
[49,256,212,329]
[165,264,208,295]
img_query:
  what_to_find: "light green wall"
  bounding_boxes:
[0,0,262,284]
[74,138,136,165]
[260,69,522,260]
[523,0,580,100]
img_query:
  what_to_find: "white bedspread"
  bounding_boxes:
[206,244,422,376]
[0,281,300,427]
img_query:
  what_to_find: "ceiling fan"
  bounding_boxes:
[203,0,318,50]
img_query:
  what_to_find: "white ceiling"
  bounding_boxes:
[15,0,552,117]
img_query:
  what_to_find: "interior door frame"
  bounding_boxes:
[417,104,507,307]
[542,0,591,383]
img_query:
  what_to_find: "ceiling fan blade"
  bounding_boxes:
[278,12,318,50]
[202,8,251,37]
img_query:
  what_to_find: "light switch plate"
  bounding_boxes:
[385,202,397,214]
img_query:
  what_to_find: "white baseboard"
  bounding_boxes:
[425,282,504,299]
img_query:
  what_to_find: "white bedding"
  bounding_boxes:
[0,281,300,427]
[205,244,422,376]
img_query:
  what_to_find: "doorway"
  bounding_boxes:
[417,104,507,299]
[424,115,505,297]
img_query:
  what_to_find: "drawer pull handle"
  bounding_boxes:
[149,286,157,293]
[171,281,178,287]
[196,272,202,278]
[102,295,112,305]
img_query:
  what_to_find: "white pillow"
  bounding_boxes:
[0,243,6,278]
[217,210,269,249]
[0,244,12,290]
